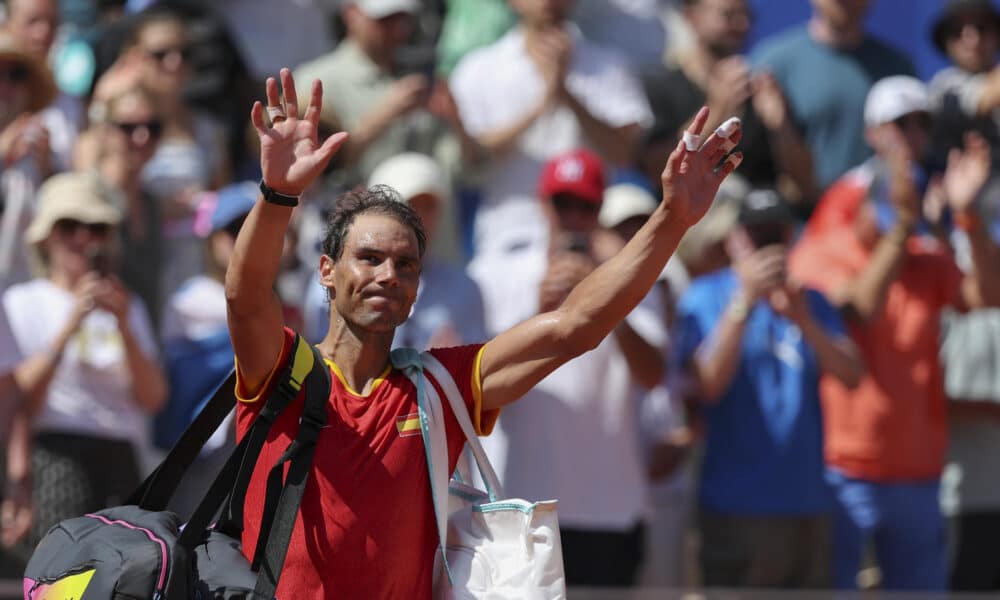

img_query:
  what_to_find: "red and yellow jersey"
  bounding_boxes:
[235,328,497,599]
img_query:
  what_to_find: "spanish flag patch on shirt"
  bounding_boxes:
[396,412,421,437]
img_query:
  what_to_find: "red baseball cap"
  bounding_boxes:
[538,149,606,205]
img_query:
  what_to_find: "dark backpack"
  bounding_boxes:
[23,334,330,600]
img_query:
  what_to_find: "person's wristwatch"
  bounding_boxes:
[259,179,300,207]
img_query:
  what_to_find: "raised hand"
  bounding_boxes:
[943,132,991,215]
[251,68,349,196]
[660,107,743,229]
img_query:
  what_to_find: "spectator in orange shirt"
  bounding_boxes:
[789,75,1000,591]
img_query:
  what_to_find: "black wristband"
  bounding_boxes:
[259,180,299,207]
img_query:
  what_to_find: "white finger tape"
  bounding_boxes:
[267,106,286,121]
[682,131,702,151]
[715,117,741,139]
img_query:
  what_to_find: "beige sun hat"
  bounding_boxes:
[25,171,123,245]
[0,32,57,113]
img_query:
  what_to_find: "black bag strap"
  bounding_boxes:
[129,369,239,510]
[130,332,313,512]
[250,344,330,599]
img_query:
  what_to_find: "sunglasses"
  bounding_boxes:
[0,64,29,85]
[53,219,112,236]
[113,120,164,142]
[146,46,192,64]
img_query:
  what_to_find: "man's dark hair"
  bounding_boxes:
[322,185,427,261]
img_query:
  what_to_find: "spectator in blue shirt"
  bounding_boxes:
[674,188,863,588]
[751,0,913,194]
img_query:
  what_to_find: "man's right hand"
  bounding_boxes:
[378,74,430,121]
[735,245,787,301]
[251,68,349,196]
[707,56,752,118]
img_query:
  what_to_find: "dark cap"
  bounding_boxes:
[931,0,1000,54]
[738,188,794,226]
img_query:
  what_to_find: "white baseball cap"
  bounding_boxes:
[864,75,930,127]
[353,0,419,18]
[368,153,450,205]
[598,183,658,228]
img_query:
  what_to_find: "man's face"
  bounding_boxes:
[509,0,574,28]
[943,9,1000,73]
[6,0,58,58]
[135,20,191,95]
[344,6,414,56]
[811,0,870,30]
[867,111,932,164]
[323,213,421,333]
[546,193,601,235]
[687,0,752,57]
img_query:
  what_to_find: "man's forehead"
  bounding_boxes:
[346,213,419,251]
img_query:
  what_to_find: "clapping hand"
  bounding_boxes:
[943,132,991,215]
[251,69,349,197]
[660,107,743,229]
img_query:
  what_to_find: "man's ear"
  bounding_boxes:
[319,254,336,299]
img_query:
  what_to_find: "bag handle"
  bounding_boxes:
[421,352,504,500]
[391,348,452,583]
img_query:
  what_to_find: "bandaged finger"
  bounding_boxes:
[715,117,741,139]
[682,131,702,151]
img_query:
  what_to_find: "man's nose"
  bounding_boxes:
[374,260,400,286]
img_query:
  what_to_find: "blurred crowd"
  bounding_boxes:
[1,0,999,594]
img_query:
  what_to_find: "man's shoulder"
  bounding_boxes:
[750,25,812,66]
[294,41,364,81]
[451,29,520,82]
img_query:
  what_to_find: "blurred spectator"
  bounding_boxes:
[295,0,477,189]
[111,8,230,298]
[674,188,862,589]
[471,150,666,588]
[644,0,816,207]
[599,182,694,589]
[0,31,57,287]
[0,304,21,442]
[790,76,1000,591]
[435,0,515,77]
[938,177,1000,591]
[450,0,652,257]
[303,153,487,349]
[751,0,914,192]
[2,0,85,173]
[156,181,257,520]
[215,0,336,84]
[75,84,165,325]
[572,0,667,68]
[928,0,1000,166]
[1,171,165,567]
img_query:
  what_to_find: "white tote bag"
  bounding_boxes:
[392,349,567,600]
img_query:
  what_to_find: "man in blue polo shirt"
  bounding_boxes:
[673,188,863,588]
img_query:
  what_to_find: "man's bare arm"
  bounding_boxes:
[479,109,743,411]
[226,70,348,395]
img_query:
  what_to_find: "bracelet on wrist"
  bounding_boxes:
[259,180,300,207]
